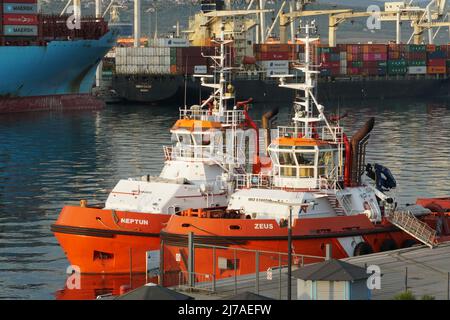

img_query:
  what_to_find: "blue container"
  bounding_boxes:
[3,25,38,36]
[428,51,447,59]
[330,53,340,61]
[3,3,38,14]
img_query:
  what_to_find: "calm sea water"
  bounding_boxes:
[0,98,449,299]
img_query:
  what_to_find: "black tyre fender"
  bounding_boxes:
[354,242,373,256]
[380,239,398,252]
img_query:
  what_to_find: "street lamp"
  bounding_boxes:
[260,199,306,300]
[287,205,293,300]
[146,7,155,39]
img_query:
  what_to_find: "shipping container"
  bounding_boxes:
[194,65,208,74]
[258,60,289,69]
[3,24,37,36]
[2,13,38,25]
[427,58,446,67]
[427,66,446,74]
[405,44,426,52]
[408,66,427,74]
[3,3,37,14]
[388,60,407,67]
[2,0,37,3]
[362,44,387,54]
[388,67,407,75]
[256,51,290,61]
[266,68,289,77]
[347,67,362,75]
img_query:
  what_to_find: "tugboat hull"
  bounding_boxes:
[51,206,169,274]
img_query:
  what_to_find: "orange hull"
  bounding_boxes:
[52,206,170,274]
[417,197,450,211]
[160,214,420,287]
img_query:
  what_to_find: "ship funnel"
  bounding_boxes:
[350,117,375,186]
[262,108,279,156]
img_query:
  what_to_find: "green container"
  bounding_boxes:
[388,59,407,67]
[351,61,363,68]
[446,60,450,67]
[388,67,407,75]
[408,60,426,67]
[170,48,177,65]
[319,47,331,54]
[405,44,426,52]
[377,61,387,68]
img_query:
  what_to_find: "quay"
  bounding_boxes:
[167,242,450,300]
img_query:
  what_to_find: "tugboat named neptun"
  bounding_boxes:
[160,22,450,284]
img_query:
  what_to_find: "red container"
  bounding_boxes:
[347,67,362,75]
[2,14,38,25]
[363,44,387,54]
[363,53,387,61]
[321,61,340,68]
[362,61,378,68]
[427,59,446,67]
[257,51,290,61]
[406,52,427,60]
[3,0,37,2]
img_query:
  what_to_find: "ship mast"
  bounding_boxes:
[279,21,337,142]
[197,23,235,120]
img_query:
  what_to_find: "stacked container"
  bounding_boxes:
[337,44,347,75]
[1,0,39,38]
[406,44,427,74]
[176,46,217,75]
[254,43,302,76]
[254,44,291,61]
[387,44,407,75]
[317,46,341,76]
[346,44,364,75]
[361,44,387,76]
[259,60,289,77]
[115,47,172,75]
[426,44,447,74]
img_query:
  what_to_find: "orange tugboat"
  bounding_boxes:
[51,28,260,274]
[160,24,450,286]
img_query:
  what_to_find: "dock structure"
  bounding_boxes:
[343,241,450,300]
[170,242,450,300]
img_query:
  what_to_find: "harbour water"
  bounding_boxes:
[0,98,449,299]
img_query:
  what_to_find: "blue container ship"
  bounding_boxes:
[0,14,118,113]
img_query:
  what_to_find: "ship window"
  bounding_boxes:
[229,225,241,230]
[278,152,295,165]
[296,152,315,165]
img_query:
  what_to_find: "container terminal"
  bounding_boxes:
[99,0,450,103]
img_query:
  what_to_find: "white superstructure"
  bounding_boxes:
[227,22,390,224]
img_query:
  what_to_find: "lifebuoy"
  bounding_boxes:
[354,242,373,256]
[380,239,398,252]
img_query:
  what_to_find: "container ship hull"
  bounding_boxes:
[112,74,183,104]
[112,75,450,104]
[0,30,117,113]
